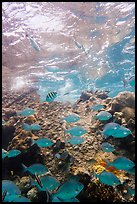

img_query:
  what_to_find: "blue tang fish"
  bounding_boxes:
[52,179,84,200]
[7,149,21,158]
[101,122,121,137]
[23,123,41,131]
[17,108,36,117]
[107,157,135,170]
[126,167,135,175]
[22,163,49,176]
[31,175,60,192]
[65,126,87,137]
[96,171,121,186]
[94,111,112,121]
[67,137,85,145]
[4,194,31,202]
[101,142,115,152]
[90,104,104,111]
[30,124,41,131]
[63,114,80,123]
[112,125,131,138]
[2,180,21,197]
[33,138,54,147]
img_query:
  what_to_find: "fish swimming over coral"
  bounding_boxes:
[90,104,104,111]
[96,170,121,186]
[100,142,115,152]
[2,149,21,159]
[94,111,112,121]
[67,136,85,145]
[2,180,21,198]
[107,157,135,171]
[101,122,121,137]
[32,138,54,148]
[65,126,87,137]
[52,179,84,200]
[63,114,80,123]
[17,108,36,117]
[31,175,60,192]
[23,123,41,131]
[22,163,49,176]
[7,149,21,158]
[111,125,132,138]
[46,91,58,102]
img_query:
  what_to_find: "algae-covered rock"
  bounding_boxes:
[111,92,135,113]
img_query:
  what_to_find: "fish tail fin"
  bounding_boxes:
[21,163,27,174]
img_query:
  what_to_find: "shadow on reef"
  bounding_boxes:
[2,144,43,180]
[2,125,16,150]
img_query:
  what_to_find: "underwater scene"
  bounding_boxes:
[2,2,135,202]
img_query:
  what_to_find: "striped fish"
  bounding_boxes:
[46,91,57,102]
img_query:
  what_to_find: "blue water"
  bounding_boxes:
[2,2,135,103]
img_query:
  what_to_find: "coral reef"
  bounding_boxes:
[2,90,135,202]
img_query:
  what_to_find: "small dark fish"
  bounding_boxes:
[46,91,57,102]
[63,92,69,96]
[34,173,43,188]
[2,189,7,201]
[53,139,65,153]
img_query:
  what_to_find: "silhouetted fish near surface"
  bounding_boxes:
[122,76,135,87]
[96,171,121,186]
[73,38,83,49]
[26,34,40,52]
[46,91,58,102]
[22,163,49,176]
[107,157,135,171]
[100,142,115,152]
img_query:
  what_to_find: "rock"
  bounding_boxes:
[80,91,92,102]
[111,92,135,113]
[121,107,135,121]
[2,125,16,149]
[16,176,31,194]
[27,187,39,202]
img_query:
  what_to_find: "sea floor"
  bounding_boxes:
[2,89,135,202]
